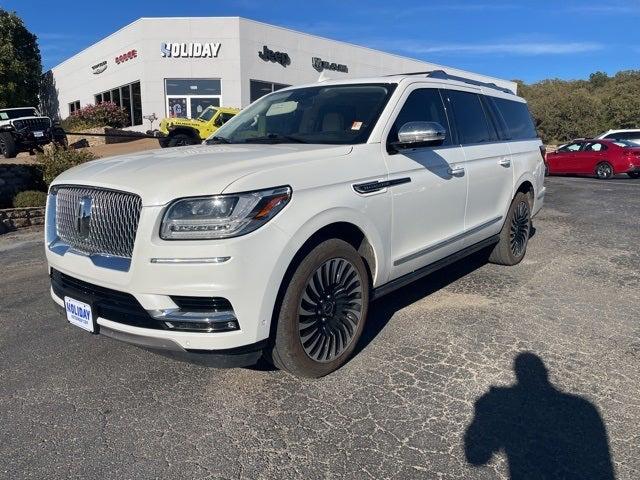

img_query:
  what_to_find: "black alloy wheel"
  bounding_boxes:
[509,200,531,259]
[298,258,364,363]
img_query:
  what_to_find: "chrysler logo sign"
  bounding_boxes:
[91,61,107,75]
[312,57,348,73]
[76,196,92,239]
[258,45,290,67]
[161,42,221,58]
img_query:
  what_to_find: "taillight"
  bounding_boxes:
[539,145,547,162]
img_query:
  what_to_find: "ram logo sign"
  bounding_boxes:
[161,42,222,58]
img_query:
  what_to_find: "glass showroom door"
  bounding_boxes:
[190,97,220,117]
[165,79,222,118]
[167,97,188,118]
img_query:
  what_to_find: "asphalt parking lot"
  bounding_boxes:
[1,176,638,479]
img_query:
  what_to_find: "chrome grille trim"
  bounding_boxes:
[54,186,142,258]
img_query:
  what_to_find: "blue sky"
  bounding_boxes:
[4,0,639,83]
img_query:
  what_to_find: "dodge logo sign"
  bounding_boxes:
[258,45,290,67]
[312,57,348,73]
[91,61,107,74]
[76,196,92,239]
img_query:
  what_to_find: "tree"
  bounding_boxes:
[0,9,42,108]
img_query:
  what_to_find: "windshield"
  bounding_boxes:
[0,108,38,120]
[198,106,218,122]
[206,83,395,145]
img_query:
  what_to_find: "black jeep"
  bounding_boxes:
[0,107,67,158]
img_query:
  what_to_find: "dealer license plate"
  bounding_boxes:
[64,296,94,332]
[33,131,44,138]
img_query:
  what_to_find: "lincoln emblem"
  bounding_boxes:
[76,196,92,239]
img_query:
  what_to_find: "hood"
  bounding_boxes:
[51,144,353,206]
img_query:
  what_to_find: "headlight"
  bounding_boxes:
[160,186,291,240]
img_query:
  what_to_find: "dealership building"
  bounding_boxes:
[45,17,515,130]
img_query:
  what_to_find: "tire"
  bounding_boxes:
[489,192,532,266]
[269,239,370,378]
[168,133,198,147]
[0,132,18,158]
[595,162,613,179]
[627,172,640,179]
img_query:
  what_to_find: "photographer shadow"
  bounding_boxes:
[464,352,615,479]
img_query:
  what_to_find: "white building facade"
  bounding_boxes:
[47,17,516,130]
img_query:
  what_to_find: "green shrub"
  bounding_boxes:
[13,190,47,208]
[38,147,98,186]
[61,101,129,131]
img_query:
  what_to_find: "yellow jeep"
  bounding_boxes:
[157,106,239,147]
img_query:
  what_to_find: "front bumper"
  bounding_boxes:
[46,202,293,354]
[51,288,265,367]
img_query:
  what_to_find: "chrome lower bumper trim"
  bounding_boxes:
[147,308,239,332]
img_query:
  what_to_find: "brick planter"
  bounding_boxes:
[0,207,46,234]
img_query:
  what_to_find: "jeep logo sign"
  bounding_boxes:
[312,57,348,73]
[91,60,107,75]
[258,45,290,67]
[161,42,221,58]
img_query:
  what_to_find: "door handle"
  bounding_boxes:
[498,158,511,167]
[448,165,465,176]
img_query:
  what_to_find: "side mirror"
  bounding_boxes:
[391,121,446,151]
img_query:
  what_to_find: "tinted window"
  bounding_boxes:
[447,90,493,144]
[493,97,537,140]
[389,88,450,146]
[250,80,290,103]
[605,131,640,140]
[165,79,221,96]
[584,142,607,152]
[558,142,583,152]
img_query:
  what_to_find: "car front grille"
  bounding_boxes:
[54,186,142,258]
[17,118,51,131]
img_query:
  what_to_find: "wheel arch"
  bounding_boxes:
[263,209,386,342]
[168,126,200,139]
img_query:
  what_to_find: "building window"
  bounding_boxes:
[95,81,142,127]
[68,100,81,115]
[164,79,221,118]
[250,80,289,103]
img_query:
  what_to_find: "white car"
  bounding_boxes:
[46,71,545,377]
[595,129,640,145]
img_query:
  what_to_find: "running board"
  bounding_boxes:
[372,235,500,300]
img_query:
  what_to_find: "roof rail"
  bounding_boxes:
[389,69,515,95]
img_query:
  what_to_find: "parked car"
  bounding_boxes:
[45,71,545,377]
[546,139,640,179]
[156,106,239,147]
[0,107,67,158]
[595,129,640,145]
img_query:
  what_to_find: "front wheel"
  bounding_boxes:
[627,172,640,179]
[489,192,532,266]
[168,133,198,147]
[595,162,614,179]
[0,132,17,158]
[269,239,369,378]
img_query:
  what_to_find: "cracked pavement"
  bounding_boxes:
[0,176,638,479]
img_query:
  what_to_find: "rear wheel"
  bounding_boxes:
[489,192,532,266]
[269,239,369,378]
[595,162,613,179]
[628,172,640,179]
[168,133,198,147]
[0,132,17,158]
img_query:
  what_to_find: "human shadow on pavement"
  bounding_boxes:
[464,352,615,479]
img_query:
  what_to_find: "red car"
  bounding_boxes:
[546,139,640,179]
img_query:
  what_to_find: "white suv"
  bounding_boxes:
[46,71,545,377]
[595,129,640,145]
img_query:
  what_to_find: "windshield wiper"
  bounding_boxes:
[243,133,308,144]
[206,136,231,145]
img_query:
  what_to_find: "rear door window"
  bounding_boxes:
[446,90,494,144]
[492,97,538,140]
